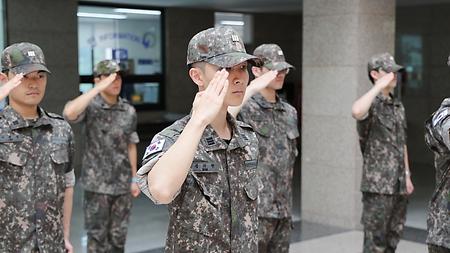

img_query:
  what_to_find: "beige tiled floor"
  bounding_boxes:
[289,231,427,253]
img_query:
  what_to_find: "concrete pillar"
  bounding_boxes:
[301,0,396,229]
[164,8,214,114]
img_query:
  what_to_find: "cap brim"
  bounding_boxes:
[207,52,260,68]
[265,61,295,71]
[391,64,403,72]
[11,63,51,75]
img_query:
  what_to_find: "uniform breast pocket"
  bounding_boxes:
[249,116,272,138]
[378,114,395,130]
[191,162,222,207]
[0,150,27,191]
[50,148,69,176]
[177,161,223,238]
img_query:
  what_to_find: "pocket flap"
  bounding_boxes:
[244,180,258,200]
[50,149,69,164]
[0,151,27,166]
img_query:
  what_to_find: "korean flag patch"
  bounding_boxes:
[144,139,166,158]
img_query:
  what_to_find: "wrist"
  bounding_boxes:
[405,170,411,177]
[246,85,258,95]
[189,115,209,129]
[131,176,139,183]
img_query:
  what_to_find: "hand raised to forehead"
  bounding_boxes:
[191,69,229,125]
[248,70,278,92]
[0,73,23,100]
[96,73,117,91]
[5,73,24,89]
[374,72,395,90]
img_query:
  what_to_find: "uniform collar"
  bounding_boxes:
[95,94,127,110]
[201,113,248,152]
[253,92,285,111]
[2,106,53,130]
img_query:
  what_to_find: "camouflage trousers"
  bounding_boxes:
[428,244,450,253]
[84,191,132,253]
[258,217,292,253]
[361,192,408,253]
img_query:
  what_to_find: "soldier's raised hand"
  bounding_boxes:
[191,69,229,125]
[247,70,278,93]
[0,73,23,99]
[374,72,395,90]
[95,73,117,91]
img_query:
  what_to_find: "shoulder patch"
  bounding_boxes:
[432,109,449,127]
[144,139,166,158]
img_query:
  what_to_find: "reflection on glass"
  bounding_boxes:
[399,35,423,90]
[122,82,159,104]
[80,82,159,105]
[80,83,94,94]
[78,5,162,76]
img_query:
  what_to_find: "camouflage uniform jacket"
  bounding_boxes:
[0,106,75,253]
[137,114,259,252]
[357,94,408,195]
[237,93,299,218]
[67,94,139,195]
[424,98,450,249]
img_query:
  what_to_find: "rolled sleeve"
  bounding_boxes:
[137,152,164,204]
[64,108,87,124]
[137,134,175,204]
[128,131,139,144]
[128,108,139,144]
[65,169,76,188]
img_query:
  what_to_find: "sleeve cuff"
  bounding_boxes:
[136,153,163,204]
[65,169,76,188]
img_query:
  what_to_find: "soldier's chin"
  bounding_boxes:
[227,98,244,107]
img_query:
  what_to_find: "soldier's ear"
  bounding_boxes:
[251,66,263,77]
[189,67,205,89]
[369,70,379,81]
[93,76,101,84]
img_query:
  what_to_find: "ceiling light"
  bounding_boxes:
[220,21,245,26]
[114,8,161,15]
[77,12,127,19]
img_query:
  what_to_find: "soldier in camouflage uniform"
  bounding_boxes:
[423,56,450,253]
[63,60,140,253]
[136,26,260,252]
[351,53,414,253]
[229,44,298,253]
[0,42,75,252]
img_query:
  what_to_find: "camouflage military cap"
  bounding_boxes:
[1,42,50,75]
[367,53,403,73]
[187,26,259,68]
[253,44,294,71]
[93,60,120,76]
